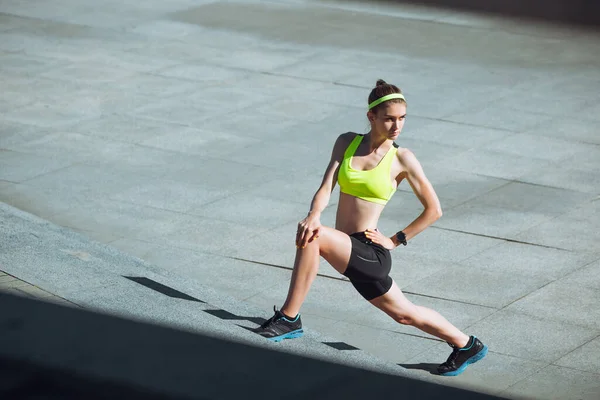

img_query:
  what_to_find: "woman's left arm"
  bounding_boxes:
[392,149,442,245]
[364,149,443,250]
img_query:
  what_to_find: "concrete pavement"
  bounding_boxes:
[1,0,599,398]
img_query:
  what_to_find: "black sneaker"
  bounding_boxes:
[437,336,488,376]
[253,306,304,342]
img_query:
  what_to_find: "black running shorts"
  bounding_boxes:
[342,232,393,300]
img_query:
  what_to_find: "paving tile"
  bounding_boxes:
[0,279,32,290]
[442,104,554,133]
[0,13,36,31]
[442,179,595,213]
[461,242,596,280]
[49,199,192,242]
[560,259,600,290]
[299,313,340,334]
[107,238,292,301]
[244,274,374,324]
[554,335,600,375]
[69,228,123,245]
[407,82,518,120]
[2,100,99,128]
[20,163,161,200]
[110,73,200,99]
[467,310,598,363]
[69,114,178,144]
[505,281,600,330]
[501,365,600,400]
[0,275,19,285]
[0,0,90,20]
[0,150,74,183]
[562,147,600,172]
[434,203,552,238]
[0,181,117,221]
[14,284,54,299]
[39,62,136,86]
[438,148,552,181]
[6,131,137,164]
[399,165,511,209]
[518,164,600,195]
[404,265,552,308]
[387,252,459,290]
[0,122,49,149]
[151,215,271,256]
[138,126,263,158]
[125,19,210,39]
[404,343,548,397]
[524,115,600,145]
[153,63,249,84]
[395,226,504,264]
[321,320,440,364]
[484,86,591,118]
[132,98,223,129]
[0,52,65,75]
[190,192,307,231]
[578,103,600,122]
[481,133,593,162]
[219,220,311,273]
[513,208,600,252]
[237,170,326,206]
[108,179,234,214]
[402,119,511,150]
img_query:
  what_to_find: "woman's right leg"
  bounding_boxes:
[281,226,353,318]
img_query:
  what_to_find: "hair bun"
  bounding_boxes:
[376,79,387,87]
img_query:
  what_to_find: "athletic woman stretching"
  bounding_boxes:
[254,80,488,376]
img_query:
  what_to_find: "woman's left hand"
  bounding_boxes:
[364,229,395,250]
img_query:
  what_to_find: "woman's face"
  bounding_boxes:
[369,102,407,141]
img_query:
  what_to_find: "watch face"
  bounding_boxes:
[396,231,406,244]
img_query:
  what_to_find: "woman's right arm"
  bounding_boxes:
[296,133,352,248]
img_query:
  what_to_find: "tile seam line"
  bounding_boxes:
[496,361,553,396]
[550,360,600,376]
[0,272,81,306]
[230,256,498,308]
[431,226,574,252]
[229,257,347,282]
[16,161,84,185]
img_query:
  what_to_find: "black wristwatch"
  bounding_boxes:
[395,231,407,246]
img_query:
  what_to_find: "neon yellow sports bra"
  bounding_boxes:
[338,134,397,205]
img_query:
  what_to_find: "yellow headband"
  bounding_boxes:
[368,93,406,110]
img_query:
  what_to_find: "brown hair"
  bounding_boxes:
[367,79,405,113]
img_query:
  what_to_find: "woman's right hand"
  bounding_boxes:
[296,212,321,249]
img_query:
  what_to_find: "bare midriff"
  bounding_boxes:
[335,192,385,235]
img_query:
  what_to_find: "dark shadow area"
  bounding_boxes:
[399,363,442,375]
[0,293,507,399]
[0,357,172,400]
[348,0,600,29]
[123,276,204,302]
[323,341,360,351]
[204,308,266,325]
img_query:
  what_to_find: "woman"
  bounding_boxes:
[254,80,488,376]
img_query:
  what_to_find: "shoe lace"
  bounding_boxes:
[260,306,282,329]
[441,345,460,367]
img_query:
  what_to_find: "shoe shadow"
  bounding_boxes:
[397,363,441,375]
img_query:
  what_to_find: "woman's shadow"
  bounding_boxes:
[398,363,442,375]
